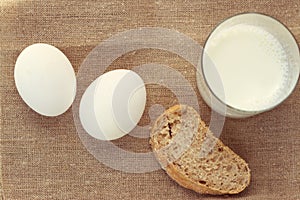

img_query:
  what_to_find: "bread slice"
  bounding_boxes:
[149,105,251,195]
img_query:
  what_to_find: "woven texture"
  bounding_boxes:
[1,0,300,199]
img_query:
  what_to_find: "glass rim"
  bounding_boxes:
[200,12,300,114]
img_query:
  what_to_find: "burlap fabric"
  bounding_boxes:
[1,0,299,199]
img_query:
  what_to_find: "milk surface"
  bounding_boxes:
[205,24,288,111]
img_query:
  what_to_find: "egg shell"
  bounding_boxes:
[14,43,76,117]
[79,69,146,141]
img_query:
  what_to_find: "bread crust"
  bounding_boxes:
[166,164,223,195]
[150,105,251,195]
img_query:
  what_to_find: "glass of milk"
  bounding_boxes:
[197,13,300,118]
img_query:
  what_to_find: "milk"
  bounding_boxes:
[204,24,289,111]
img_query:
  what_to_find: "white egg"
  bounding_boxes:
[79,69,146,141]
[14,43,76,117]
